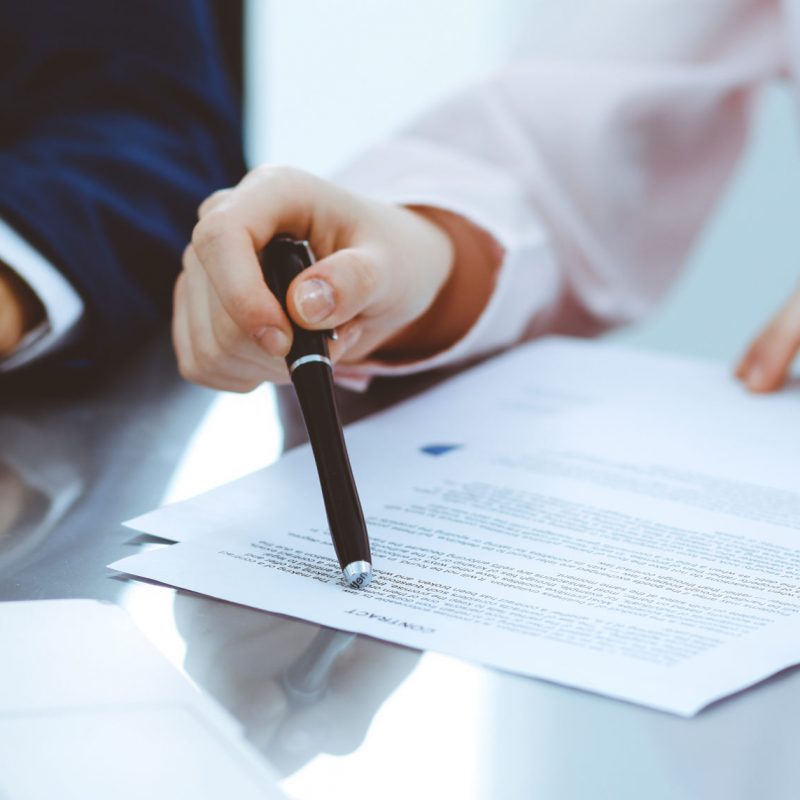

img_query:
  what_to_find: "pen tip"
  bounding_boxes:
[343,561,372,589]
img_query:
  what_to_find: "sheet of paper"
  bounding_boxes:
[0,599,286,800]
[112,338,800,716]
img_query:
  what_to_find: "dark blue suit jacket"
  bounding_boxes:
[0,0,245,377]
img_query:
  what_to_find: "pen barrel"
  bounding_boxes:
[291,363,371,570]
[261,235,371,574]
[261,235,330,365]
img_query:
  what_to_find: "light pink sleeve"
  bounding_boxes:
[334,0,785,389]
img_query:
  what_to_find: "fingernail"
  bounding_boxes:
[746,364,767,391]
[295,279,335,324]
[253,325,289,356]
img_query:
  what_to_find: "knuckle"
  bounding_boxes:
[234,298,271,332]
[249,163,281,181]
[245,164,285,192]
[191,211,233,256]
[249,163,304,184]
[198,188,231,219]
[245,164,317,201]
[194,337,223,372]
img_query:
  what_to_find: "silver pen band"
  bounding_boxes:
[289,354,332,373]
[343,561,373,589]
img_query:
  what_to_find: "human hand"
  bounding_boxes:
[0,263,42,357]
[735,284,800,392]
[175,166,497,392]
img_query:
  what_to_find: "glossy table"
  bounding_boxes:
[3,338,799,800]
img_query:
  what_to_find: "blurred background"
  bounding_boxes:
[244,0,800,366]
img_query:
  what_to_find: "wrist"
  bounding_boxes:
[0,261,46,356]
[377,206,500,361]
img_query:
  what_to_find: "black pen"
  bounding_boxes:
[260,235,372,589]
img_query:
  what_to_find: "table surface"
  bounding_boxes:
[3,338,799,800]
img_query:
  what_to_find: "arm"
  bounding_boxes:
[179,0,782,391]
[334,0,784,367]
[0,0,244,375]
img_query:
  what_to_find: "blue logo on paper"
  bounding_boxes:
[419,443,463,457]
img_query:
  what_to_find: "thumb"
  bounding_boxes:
[287,248,387,330]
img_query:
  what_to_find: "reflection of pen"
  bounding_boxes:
[261,235,372,589]
[281,628,357,705]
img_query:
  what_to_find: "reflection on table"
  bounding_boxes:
[0,417,84,579]
[4,337,800,800]
[174,593,421,776]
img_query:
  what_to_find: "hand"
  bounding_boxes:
[0,262,43,357]
[174,166,498,391]
[735,284,800,392]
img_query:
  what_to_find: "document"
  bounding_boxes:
[112,338,800,716]
[0,600,286,800]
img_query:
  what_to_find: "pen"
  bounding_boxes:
[260,235,372,589]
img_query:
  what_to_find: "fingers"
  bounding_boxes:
[173,246,370,390]
[197,188,232,220]
[287,247,387,330]
[173,257,292,391]
[181,165,446,392]
[174,276,265,392]
[736,286,800,392]
[185,233,289,363]
[190,167,356,347]
[190,219,289,350]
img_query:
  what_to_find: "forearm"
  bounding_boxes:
[333,0,780,375]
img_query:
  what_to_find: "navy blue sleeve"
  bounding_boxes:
[0,0,245,374]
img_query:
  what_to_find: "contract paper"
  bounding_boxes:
[111,338,800,716]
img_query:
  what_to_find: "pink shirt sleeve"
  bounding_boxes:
[333,0,785,389]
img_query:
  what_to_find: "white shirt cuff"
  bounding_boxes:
[0,217,84,372]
